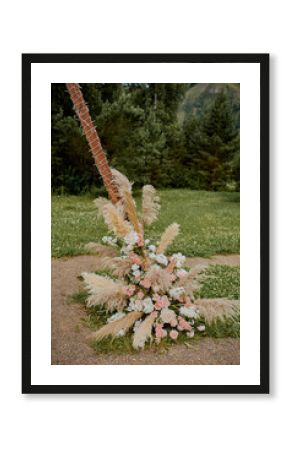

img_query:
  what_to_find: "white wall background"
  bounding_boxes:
[0,1,287,449]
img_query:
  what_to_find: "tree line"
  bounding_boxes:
[51,83,239,194]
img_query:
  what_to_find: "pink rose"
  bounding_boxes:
[177,317,192,332]
[155,323,167,339]
[137,290,145,300]
[130,253,143,266]
[140,278,151,289]
[170,319,178,327]
[155,296,170,310]
[169,329,179,340]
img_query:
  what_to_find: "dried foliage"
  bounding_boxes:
[102,203,132,238]
[145,264,172,293]
[122,190,143,235]
[133,313,156,350]
[141,185,160,225]
[111,168,132,194]
[157,223,180,254]
[93,197,110,218]
[177,264,206,293]
[194,298,240,324]
[82,272,127,311]
[111,257,133,278]
[93,311,143,341]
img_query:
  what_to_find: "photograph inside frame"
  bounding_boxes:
[51,82,240,365]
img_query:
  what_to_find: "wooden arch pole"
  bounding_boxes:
[66,83,119,204]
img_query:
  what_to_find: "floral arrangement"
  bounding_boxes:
[82,169,239,350]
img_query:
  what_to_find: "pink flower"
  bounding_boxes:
[130,253,143,266]
[170,274,177,282]
[137,290,145,300]
[153,294,161,302]
[169,329,179,340]
[177,317,192,332]
[140,278,151,289]
[137,234,144,247]
[170,319,178,327]
[154,295,170,310]
[155,323,167,339]
[123,284,136,296]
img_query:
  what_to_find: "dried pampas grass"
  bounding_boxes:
[111,168,132,194]
[93,311,143,341]
[146,264,172,293]
[177,264,206,294]
[93,197,110,218]
[111,257,133,278]
[82,272,127,311]
[133,313,156,349]
[194,298,240,324]
[122,190,143,235]
[141,185,160,225]
[157,223,180,254]
[102,203,132,238]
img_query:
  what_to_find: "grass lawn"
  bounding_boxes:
[52,189,240,258]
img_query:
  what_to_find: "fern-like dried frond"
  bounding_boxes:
[111,168,133,194]
[145,264,172,293]
[82,272,127,311]
[156,223,180,254]
[102,203,132,238]
[194,298,240,324]
[93,311,143,341]
[133,313,156,350]
[141,185,160,225]
[123,190,143,234]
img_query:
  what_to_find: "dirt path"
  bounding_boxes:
[51,253,240,365]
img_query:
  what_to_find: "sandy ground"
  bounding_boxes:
[51,252,240,365]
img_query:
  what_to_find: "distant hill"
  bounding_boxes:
[177,83,240,129]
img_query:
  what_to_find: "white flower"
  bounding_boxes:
[176,269,187,278]
[102,236,108,243]
[128,298,143,312]
[148,244,156,252]
[197,325,206,332]
[115,329,125,337]
[131,264,140,272]
[179,306,197,319]
[143,297,154,314]
[172,252,186,268]
[133,269,141,278]
[155,254,168,266]
[186,330,195,338]
[160,308,176,324]
[124,230,139,246]
[107,311,126,323]
[149,252,156,259]
[133,319,142,332]
[145,239,150,246]
[169,287,185,299]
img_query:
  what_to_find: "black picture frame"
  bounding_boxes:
[22,53,269,394]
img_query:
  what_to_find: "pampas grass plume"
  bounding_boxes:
[194,298,240,324]
[141,185,160,225]
[133,313,156,349]
[93,311,143,341]
[157,223,180,254]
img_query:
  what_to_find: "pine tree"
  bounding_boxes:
[193,91,239,190]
